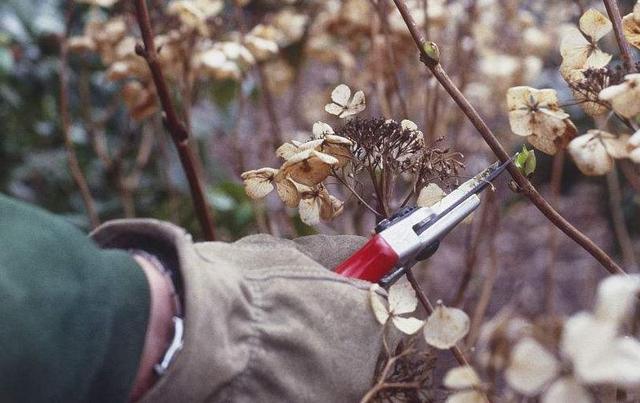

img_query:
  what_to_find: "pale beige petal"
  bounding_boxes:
[535,88,561,108]
[391,316,425,335]
[312,121,334,139]
[424,304,470,349]
[594,274,640,326]
[506,86,533,110]
[401,119,419,132]
[568,132,614,176]
[281,149,337,186]
[369,284,390,325]
[560,27,591,69]
[417,183,447,208]
[542,377,593,403]
[274,177,300,208]
[528,134,558,155]
[324,102,345,117]
[446,391,488,403]
[298,195,321,225]
[276,143,299,160]
[341,90,366,118]
[631,148,640,163]
[508,109,535,137]
[297,139,324,151]
[444,366,482,389]
[630,130,640,147]
[579,9,612,41]
[241,168,279,199]
[585,48,612,69]
[330,84,351,106]
[505,338,559,396]
[602,134,630,159]
[388,281,418,315]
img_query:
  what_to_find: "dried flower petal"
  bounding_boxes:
[417,183,447,208]
[281,149,338,186]
[542,377,593,403]
[424,303,470,349]
[241,167,279,199]
[594,274,640,327]
[560,10,612,74]
[505,338,559,396]
[388,281,419,315]
[444,366,482,389]
[568,130,628,176]
[369,284,390,325]
[599,74,640,118]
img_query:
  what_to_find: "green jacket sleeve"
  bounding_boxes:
[0,194,150,403]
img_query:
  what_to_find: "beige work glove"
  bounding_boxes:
[92,220,387,403]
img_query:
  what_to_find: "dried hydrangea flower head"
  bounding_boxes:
[369,282,425,335]
[622,1,640,50]
[568,130,629,176]
[560,9,612,78]
[507,86,577,155]
[443,365,487,403]
[324,84,366,119]
[423,300,470,349]
[599,73,640,119]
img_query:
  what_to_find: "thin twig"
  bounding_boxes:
[391,0,625,276]
[603,0,636,73]
[133,0,215,241]
[333,170,384,217]
[59,8,100,229]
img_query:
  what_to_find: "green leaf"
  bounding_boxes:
[514,145,536,177]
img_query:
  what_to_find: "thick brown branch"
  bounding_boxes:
[392,0,625,275]
[133,0,215,241]
[603,0,636,73]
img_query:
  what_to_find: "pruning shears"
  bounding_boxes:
[335,158,513,287]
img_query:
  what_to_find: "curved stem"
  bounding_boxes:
[391,0,624,276]
[133,0,216,241]
[333,170,383,217]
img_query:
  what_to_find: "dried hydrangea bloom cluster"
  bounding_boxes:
[242,84,463,225]
[241,84,363,225]
[506,5,640,176]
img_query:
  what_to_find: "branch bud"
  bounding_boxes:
[420,41,440,66]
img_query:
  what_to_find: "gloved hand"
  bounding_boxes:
[91,220,388,403]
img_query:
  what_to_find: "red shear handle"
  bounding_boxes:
[335,234,399,282]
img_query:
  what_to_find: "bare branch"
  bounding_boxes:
[133,0,216,241]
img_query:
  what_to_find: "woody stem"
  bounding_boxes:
[391,0,625,276]
[133,0,216,241]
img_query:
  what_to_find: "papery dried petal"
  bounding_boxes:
[424,304,470,349]
[505,338,559,396]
